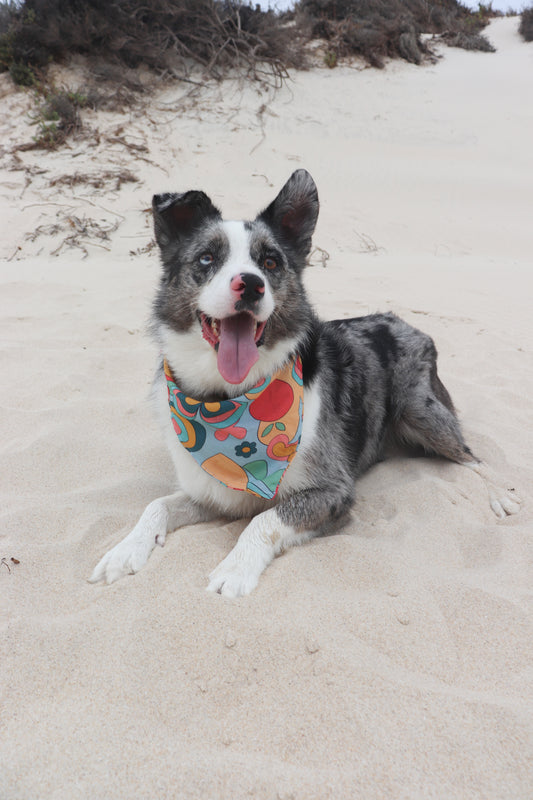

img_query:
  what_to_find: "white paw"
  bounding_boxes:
[489,488,521,519]
[207,552,261,598]
[89,530,160,585]
[464,463,522,520]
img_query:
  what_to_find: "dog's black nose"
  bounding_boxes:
[231,273,265,309]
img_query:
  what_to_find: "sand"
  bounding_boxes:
[1,16,532,800]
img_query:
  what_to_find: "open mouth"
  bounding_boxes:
[200,313,266,349]
[200,312,267,384]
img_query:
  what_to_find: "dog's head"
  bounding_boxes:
[152,169,319,388]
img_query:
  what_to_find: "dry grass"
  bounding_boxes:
[48,170,139,192]
[25,209,120,258]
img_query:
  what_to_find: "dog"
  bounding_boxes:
[90,169,520,596]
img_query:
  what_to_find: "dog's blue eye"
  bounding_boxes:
[199,253,214,266]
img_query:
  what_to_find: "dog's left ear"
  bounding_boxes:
[257,170,319,260]
[152,191,221,247]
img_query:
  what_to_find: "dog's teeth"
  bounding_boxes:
[211,319,219,337]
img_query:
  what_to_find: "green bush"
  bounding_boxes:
[30,88,87,149]
[8,60,35,85]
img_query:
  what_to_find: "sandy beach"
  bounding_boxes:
[1,16,532,799]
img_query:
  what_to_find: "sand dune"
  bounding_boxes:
[1,16,532,799]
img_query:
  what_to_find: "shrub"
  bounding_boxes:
[0,0,306,86]
[299,0,495,67]
[440,31,496,52]
[30,88,87,149]
[8,60,35,85]
[519,6,533,42]
[0,0,498,83]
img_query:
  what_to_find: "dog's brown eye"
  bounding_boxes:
[199,253,214,266]
[264,257,277,270]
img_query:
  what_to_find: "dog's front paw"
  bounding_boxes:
[207,551,261,598]
[89,530,157,585]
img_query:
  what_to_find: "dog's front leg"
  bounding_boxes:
[89,491,213,585]
[207,488,352,597]
[207,507,313,598]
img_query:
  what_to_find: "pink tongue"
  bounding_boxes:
[217,314,259,384]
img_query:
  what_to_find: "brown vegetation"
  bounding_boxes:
[300,0,495,67]
[0,0,499,86]
[0,0,305,88]
[519,6,533,42]
[438,30,495,52]
[25,209,120,258]
[48,170,139,192]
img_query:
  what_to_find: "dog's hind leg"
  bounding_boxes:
[462,461,521,518]
[394,367,474,463]
[394,368,521,518]
[89,490,214,584]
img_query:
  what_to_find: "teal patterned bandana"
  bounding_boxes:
[164,357,304,500]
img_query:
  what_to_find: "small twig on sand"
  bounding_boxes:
[80,197,126,222]
[249,103,267,155]
[310,246,330,268]
[252,173,274,187]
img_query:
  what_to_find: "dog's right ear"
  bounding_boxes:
[152,191,221,247]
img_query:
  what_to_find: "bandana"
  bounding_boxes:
[164,357,304,500]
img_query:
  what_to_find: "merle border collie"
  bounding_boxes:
[90,170,520,596]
